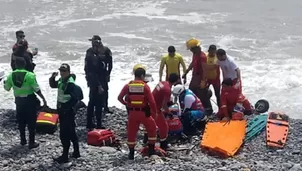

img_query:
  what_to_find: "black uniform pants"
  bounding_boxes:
[58,108,79,157]
[87,86,104,129]
[103,82,109,110]
[15,96,37,144]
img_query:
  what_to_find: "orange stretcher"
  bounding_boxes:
[266,112,289,148]
[200,120,246,157]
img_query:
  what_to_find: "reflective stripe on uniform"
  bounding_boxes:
[127,141,136,145]
[148,137,157,141]
[221,105,227,108]
[160,138,167,142]
[131,101,143,104]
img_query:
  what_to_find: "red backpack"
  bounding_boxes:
[87,129,116,147]
[166,116,183,135]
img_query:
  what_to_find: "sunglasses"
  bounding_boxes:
[59,69,68,72]
[18,35,25,38]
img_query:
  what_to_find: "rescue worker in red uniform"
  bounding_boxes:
[151,73,179,150]
[118,67,157,160]
[183,38,213,114]
[217,78,253,120]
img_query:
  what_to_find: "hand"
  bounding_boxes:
[98,85,104,94]
[200,80,207,89]
[51,72,58,77]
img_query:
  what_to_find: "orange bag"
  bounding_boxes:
[36,112,59,134]
[87,129,116,147]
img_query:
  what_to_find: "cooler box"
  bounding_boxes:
[36,112,59,134]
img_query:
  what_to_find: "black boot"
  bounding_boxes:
[128,148,135,160]
[54,147,69,164]
[160,140,168,151]
[104,107,113,114]
[28,131,39,149]
[143,133,148,145]
[148,144,155,156]
[20,132,27,146]
[72,141,81,158]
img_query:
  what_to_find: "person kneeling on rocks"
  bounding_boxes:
[4,57,47,149]
[217,78,253,120]
[150,73,179,151]
[49,63,81,164]
[172,84,207,136]
[118,67,157,160]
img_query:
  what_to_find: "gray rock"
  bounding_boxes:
[283,162,294,169]
[290,164,302,171]
[99,146,118,153]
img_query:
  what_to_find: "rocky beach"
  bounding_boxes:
[0,107,301,171]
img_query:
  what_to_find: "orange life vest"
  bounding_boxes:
[127,80,146,108]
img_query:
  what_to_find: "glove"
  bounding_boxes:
[107,76,110,82]
[51,72,58,78]
[234,80,240,89]
[200,80,207,89]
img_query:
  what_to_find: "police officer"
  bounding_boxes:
[88,35,113,114]
[4,58,47,149]
[49,63,81,164]
[85,35,110,130]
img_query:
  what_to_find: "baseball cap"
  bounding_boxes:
[88,35,101,41]
[58,63,70,71]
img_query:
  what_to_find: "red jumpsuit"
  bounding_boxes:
[118,80,157,148]
[217,87,252,120]
[152,81,171,142]
[189,51,207,99]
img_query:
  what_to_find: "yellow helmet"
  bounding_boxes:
[132,64,146,74]
[186,38,201,50]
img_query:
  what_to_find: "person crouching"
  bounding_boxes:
[49,63,80,164]
[172,85,208,135]
[217,78,253,120]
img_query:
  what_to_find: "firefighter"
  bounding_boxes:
[118,66,157,160]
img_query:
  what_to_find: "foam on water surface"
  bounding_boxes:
[1,0,302,118]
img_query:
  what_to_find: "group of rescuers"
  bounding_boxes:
[3,30,254,163]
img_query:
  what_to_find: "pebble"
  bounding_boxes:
[0,109,302,170]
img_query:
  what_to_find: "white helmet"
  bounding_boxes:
[172,84,185,96]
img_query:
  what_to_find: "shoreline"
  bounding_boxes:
[0,107,301,171]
